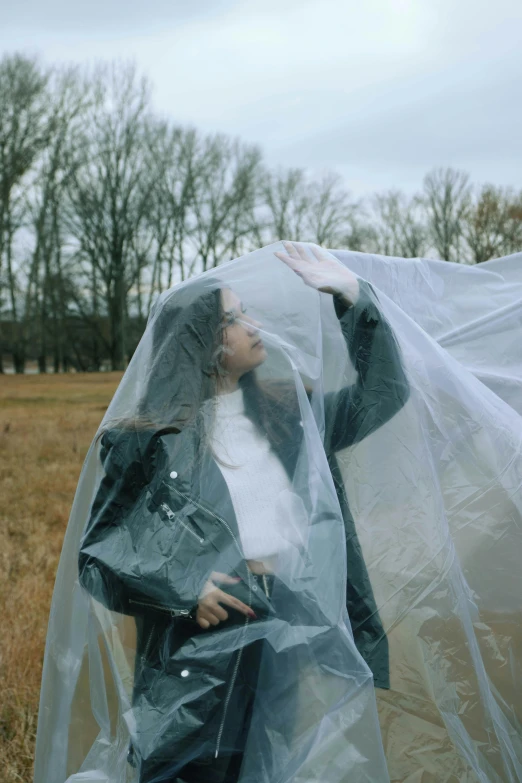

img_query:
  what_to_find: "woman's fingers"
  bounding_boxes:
[309,245,331,263]
[278,242,337,269]
[285,241,325,265]
[208,602,229,622]
[197,608,221,626]
[203,587,255,618]
[282,240,303,261]
[276,242,326,280]
[282,241,315,265]
[274,250,303,274]
[294,242,315,264]
[197,570,257,631]
[199,592,229,620]
[197,604,223,626]
[215,589,255,618]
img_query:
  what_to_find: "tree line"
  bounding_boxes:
[1,53,521,373]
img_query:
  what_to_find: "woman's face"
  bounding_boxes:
[219,288,267,378]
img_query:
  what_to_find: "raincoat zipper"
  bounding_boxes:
[159,502,205,544]
[141,620,156,662]
[165,483,253,759]
[214,619,250,759]
[128,598,192,618]
[165,484,244,557]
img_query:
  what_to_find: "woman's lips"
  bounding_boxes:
[252,339,264,350]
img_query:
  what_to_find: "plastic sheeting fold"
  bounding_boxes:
[34,243,522,783]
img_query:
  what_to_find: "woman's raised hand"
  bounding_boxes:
[196,572,256,629]
[275,241,360,306]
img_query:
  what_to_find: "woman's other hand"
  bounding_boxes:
[196,572,256,629]
[275,241,360,307]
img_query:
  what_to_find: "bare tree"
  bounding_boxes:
[306,172,356,247]
[503,196,522,256]
[259,169,363,249]
[0,54,50,372]
[370,190,427,257]
[422,167,471,262]
[465,185,522,263]
[3,53,522,376]
[143,124,199,300]
[189,134,262,271]
[260,168,311,243]
[24,66,92,372]
[65,63,155,370]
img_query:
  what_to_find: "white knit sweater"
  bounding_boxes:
[206,388,307,561]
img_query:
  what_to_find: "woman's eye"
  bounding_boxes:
[223,307,246,327]
[225,309,246,326]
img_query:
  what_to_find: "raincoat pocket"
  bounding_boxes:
[157,500,206,545]
[133,661,227,761]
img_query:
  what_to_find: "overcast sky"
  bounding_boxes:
[2,0,521,195]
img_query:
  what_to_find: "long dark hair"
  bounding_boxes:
[115,276,297,463]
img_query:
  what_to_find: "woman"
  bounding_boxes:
[78,242,409,782]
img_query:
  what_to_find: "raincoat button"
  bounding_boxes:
[181,669,189,677]
[252,585,258,591]
[170,471,178,479]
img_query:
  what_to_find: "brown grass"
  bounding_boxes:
[0,372,121,783]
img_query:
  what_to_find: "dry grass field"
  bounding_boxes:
[0,372,121,783]
[3,373,522,782]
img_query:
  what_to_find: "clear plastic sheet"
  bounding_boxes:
[34,243,522,783]
[332,249,522,416]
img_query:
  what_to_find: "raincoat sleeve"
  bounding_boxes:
[78,429,202,616]
[324,280,409,453]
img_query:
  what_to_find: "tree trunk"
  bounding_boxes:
[13,350,26,374]
[38,263,48,373]
[91,263,102,371]
[110,265,127,371]
[5,214,26,373]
